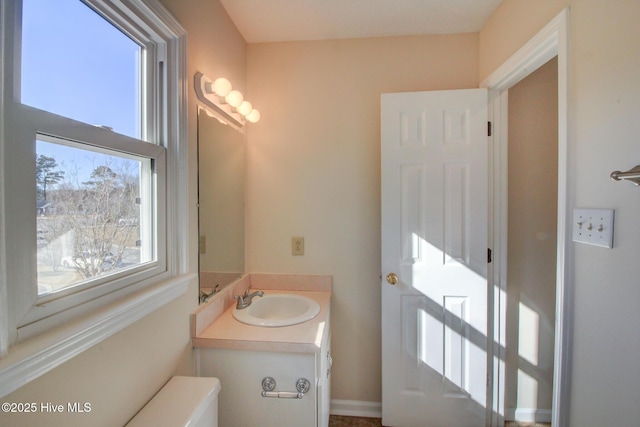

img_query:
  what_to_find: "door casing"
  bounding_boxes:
[481,8,572,427]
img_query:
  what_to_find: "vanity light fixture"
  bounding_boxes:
[195,72,260,131]
[225,90,244,108]
[237,100,252,116]
[246,109,261,123]
[210,77,232,98]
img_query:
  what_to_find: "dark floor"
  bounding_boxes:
[329,416,551,427]
[329,415,383,426]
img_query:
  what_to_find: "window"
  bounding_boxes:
[0,0,187,397]
[21,0,156,300]
[36,138,154,297]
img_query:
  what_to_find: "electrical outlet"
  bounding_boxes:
[292,237,304,256]
[199,236,206,254]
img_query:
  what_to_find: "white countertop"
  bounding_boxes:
[193,289,331,354]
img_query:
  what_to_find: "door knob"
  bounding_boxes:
[386,272,399,285]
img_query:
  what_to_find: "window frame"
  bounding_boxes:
[33,134,159,302]
[22,108,168,328]
[0,0,189,398]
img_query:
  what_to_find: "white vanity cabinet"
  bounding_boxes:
[193,289,332,427]
[197,327,331,427]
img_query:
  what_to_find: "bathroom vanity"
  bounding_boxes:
[192,274,332,427]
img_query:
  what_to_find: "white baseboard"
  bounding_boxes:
[330,399,382,418]
[505,408,552,423]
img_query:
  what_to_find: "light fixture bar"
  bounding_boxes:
[194,72,260,130]
[195,72,244,129]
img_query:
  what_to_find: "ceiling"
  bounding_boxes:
[219,0,504,43]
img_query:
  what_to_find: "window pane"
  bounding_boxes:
[36,139,152,296]
[22,0,142,139]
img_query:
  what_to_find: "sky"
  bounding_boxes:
[22,0,140,136]
[23,0,141,184]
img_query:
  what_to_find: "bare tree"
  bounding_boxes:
[41,158,140,280]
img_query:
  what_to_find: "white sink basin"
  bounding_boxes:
[232,293,320,327]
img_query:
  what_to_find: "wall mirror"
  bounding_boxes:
[197,109,245,304]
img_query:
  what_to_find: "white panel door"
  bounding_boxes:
[381,89,489,427]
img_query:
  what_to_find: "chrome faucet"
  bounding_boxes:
[199,284,221,304]
[234,286,264,309]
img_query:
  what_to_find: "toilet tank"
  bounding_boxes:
[126,376,221,427]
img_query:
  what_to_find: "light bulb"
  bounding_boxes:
[225,90,244,108]
[237,101,253,116]
[246,109,260,123]
[212,78,232,97]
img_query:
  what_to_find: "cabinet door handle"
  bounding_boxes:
[326,352,333,378]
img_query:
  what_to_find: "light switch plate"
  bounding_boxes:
[572,208,614,248]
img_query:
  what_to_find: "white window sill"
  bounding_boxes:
[0,273,193,398]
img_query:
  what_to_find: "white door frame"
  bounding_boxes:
[480,8,572,427]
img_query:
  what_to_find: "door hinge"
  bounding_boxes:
[488,121,492,137]
[487,248,492,263]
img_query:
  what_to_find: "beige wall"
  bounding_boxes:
[0,296,194,426]
[479,0,569,82]
[506,57,558,417]
[482,1,640,425]
[0,1,246,426]
[245,34,478,402]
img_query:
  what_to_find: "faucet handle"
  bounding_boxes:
[234,293,251,310]
[243,286,252,297]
